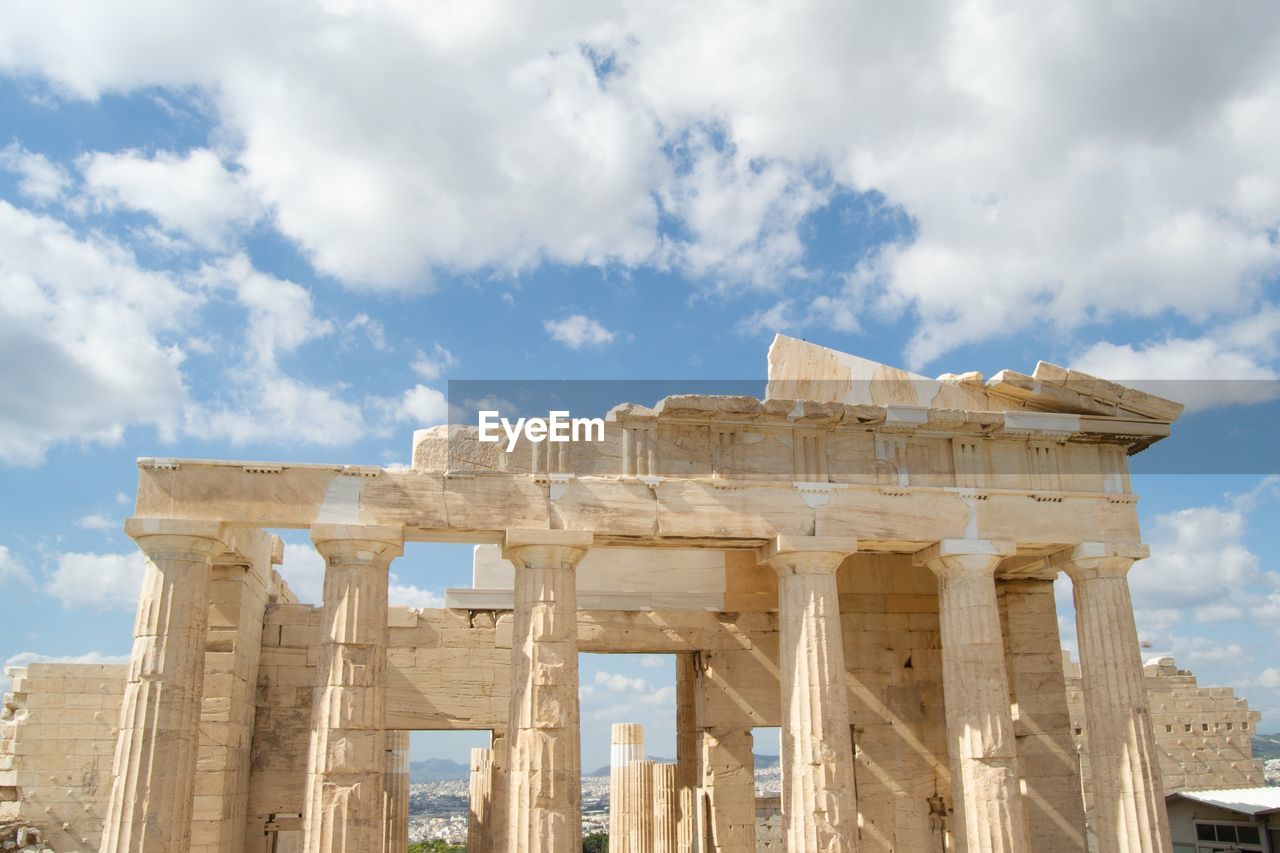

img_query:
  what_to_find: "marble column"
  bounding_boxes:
[763,535,859,853]
[1059,543,1171,853]
[100,518,225,853]
[675,656,698,853]
[915,539,1030,853]
[624,760,656,852]
[611,723,646,853]
[490,732,509,853]
[654,763,680,853]
[468,747,497,853]
[301,524,403,853]
[383,730,409,852]
[503,529,592,853]
[698,727,756,853]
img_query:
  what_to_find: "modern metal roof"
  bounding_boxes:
[1167,787,1280,816]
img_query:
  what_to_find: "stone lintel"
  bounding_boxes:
[912,538,1016,567]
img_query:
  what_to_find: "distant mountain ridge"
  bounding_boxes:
[585,754,780,777]
[409,758,471,783]
[1253,733,1280,761]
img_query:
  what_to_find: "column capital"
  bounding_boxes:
[310,523,404,564]
[760,534,857,576]
[125,517,226,558]
[913,538,1015,577]
[502,528,592,568]
[1049,541,1149,580]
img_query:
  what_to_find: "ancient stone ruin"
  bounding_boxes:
[0,335,1265,852]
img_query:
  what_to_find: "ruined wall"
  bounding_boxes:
[754,796,782,852]
[1066,654,1264,800]
[0,663,126,852]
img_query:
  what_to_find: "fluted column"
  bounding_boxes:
[490,732,509,853]
[302,524,403,853]
[675,656,698,853]
[468,747,497,852]
[915,539,1030,853]
[1059,543,1171,853]
[763,535,859,853]
[654,763,679,853]
[625,760,657,851]
[611,723,646,853]
[503,529,592,853]
[383,730,409,852]
[100,518,225,853]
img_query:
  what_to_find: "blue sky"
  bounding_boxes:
[1,1,1278,769]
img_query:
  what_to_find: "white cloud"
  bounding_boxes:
[0,545,34,587]
[1256,668,1280,689]
[594,671,649,693]
[278,542,324,605]
[345,313,388,351]
[388,574,444,609]
[3,1,1280,367]
[182,255,368,447]
[76,514,115,532]
[0,200,193,465]
[411,344,458,381]
[80,147,261,249]
[638,654,665,669]
[1,142,70,202]
[544,314,615,349]
[1072,309,1280,411]
[45,550,147,610]
[373,384,450,428]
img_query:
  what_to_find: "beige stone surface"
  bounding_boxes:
[610,723,645,853]
[699,727,756,853]
[301,525,403,853]
[1060,545,1171,853]
[653,763,679,853]
[384,730,409,852]
[764,536,859,852]
[467,747,496,853]
[101,520,226,853]
[916,540,1030,853]
[0,663,126,852]
[623,760,655,852]
[6,341,1210,853]
[503,531,590,853]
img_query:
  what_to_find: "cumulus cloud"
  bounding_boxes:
[1,142,70,202]
[278,541,324,605]
[0,545,34,587]
[80,147,261,249]
[411,344,458,381]
[3,1,1280,368]
[0,200,193,465]
[76,514,116,532]
[388,574,444,609]
[544,314,615,349]
[45,550,147,610]
[1072,308,1280,410]
[182,254,368,446]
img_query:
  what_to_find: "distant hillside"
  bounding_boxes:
[585,754,780,777]
[409,758,471,783]
[1253,734,1280,761]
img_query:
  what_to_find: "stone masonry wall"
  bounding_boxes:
[1065,654,1264,796]
[0,663,127,852]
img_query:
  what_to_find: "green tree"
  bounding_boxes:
[582,833,609,852]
